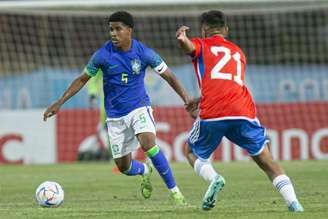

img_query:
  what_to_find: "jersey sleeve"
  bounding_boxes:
[143,47,168,74]
[84,50,103,77]
[191,38,202,59]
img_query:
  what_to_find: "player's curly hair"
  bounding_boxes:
[200,10,227,29]
[108,11,134,28]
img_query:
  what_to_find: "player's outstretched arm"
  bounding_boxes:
[176,25,195,55]
[43,73,91,121]
[160,68,190,105]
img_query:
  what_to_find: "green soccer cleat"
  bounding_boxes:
[202,175,225,210]
[288,201,304,212]
[141,163,153,199]
[170,191,187,206]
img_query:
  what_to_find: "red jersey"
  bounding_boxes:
[191,35,256,120]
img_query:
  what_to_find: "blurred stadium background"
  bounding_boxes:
[1,0,328,164]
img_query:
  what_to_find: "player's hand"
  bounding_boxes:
[43,100,62,121]
[184,97,200,119]
[176,25,190,41]
[184,97,200,112]
[188,108,199,119]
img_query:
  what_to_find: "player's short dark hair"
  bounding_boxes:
[108,11,134,28]
[200,10,227,29]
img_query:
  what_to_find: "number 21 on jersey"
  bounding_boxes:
[210,46,243,86]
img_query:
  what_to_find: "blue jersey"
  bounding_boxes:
[84,39,167,118]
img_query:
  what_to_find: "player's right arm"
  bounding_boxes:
[43,51,102,121]
[176,26,195,55]
[43,73,91,121]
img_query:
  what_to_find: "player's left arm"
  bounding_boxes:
[145,47,190,105]
[184,97,200,119]
[160,68,190,105]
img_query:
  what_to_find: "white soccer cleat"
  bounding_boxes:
[288,201,304,212]
[202,175,225,210]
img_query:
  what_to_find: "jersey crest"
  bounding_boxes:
[131,59,141,74]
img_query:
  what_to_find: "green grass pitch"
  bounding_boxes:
[0,160,327,219]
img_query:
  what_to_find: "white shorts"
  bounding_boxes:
[106,106,156,159]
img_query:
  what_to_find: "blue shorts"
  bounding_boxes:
[188,119,268,160]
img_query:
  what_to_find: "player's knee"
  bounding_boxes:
[137,133,156,151]
[185,147,197,167]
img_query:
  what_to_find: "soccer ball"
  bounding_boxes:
[35,181,64,208]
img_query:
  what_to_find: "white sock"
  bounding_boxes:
[272,174,298,205]
[170,186,180,193]
[194,159,218,182]
[142,163,149,176]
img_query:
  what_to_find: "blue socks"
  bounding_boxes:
[123,159,145,176]
[146,145,176,189]
[121,145,177,190]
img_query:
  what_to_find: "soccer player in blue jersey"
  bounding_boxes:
[43,11,189,205]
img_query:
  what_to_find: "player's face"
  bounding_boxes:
[109,22,132,49]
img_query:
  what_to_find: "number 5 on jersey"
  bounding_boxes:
[210,46,243,86]
[121,73,128,84]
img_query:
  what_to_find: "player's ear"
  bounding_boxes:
[224,26,229,36]
[201,26,206,38]
[127,27,133,36]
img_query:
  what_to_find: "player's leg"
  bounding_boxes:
[185,145,221,185]
[187,120,226,210]
[113,153,149,176]
[133,107,186,205]
[137,132,185,204]
[106,116,151,197]
[252,145,304,212]
[226,119,303,212]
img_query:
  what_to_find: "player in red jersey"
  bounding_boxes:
[176,10,304,212]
